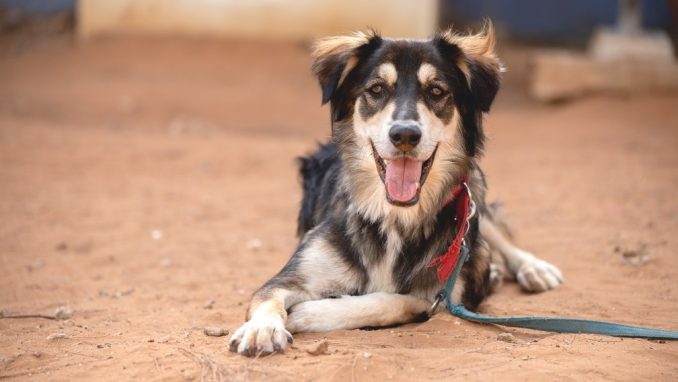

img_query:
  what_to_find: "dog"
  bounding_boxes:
[229,23,563,357]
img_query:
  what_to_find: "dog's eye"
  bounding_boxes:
[368,84,383,96]
[429,86,445,97]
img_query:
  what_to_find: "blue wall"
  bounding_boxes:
[442,0,673,43]
[0,0,74,13]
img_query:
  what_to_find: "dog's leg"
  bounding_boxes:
[286,293,431,333]
[229,229,363,356]
[480,216,563,292]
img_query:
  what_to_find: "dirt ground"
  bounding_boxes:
[0,34,677,381]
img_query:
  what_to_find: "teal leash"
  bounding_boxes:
[437,243,678,340]
[429,180,678,340]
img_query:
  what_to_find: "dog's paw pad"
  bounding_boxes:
[517,258,563,293]
[228,317,292,357]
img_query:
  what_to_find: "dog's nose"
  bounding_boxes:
[389,124,422,151]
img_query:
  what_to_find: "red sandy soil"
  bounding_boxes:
[0,34,677,381]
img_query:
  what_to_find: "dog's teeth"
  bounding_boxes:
[415,182,420,189]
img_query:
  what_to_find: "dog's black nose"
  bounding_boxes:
[389,124,422,151]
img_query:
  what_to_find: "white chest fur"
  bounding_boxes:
[365,228,402,293]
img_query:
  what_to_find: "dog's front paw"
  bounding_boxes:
[228,316,293,357]
[517,258,563,293]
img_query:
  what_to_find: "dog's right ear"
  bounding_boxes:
[312,31,382,105]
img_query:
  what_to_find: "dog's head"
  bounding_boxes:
[312,23,501,212]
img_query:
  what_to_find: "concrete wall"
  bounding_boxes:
[77,0,439,41]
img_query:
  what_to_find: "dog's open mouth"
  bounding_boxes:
[371,141,437,206]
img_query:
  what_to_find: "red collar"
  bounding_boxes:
[427,176,473,283]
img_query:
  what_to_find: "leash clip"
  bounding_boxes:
[429,290,446,315]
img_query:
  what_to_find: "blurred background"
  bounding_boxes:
[1,1,677,380]
[0,0,676,127]
[1,0,677,123]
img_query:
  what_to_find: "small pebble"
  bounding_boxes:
[246,239,262,251]
[115,288,135,298]
[497,333,517,343]
[127,345,141,353]
[203,299,215,309]
[305,340,329,356]
[0,356,15,366]
[54,306,73,320]
[47,333,67,341]
[203,327,228,337]
[363,352,372,359]
[151,229,163,240]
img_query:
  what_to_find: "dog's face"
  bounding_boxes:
[312,25,501,210]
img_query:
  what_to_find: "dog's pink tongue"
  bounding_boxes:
[385,157,423,202]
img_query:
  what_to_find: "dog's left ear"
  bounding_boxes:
[311,31,382,105]
[436,22,503,112]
